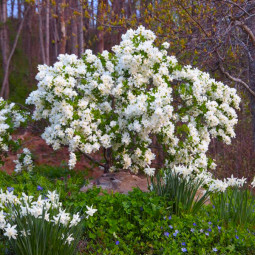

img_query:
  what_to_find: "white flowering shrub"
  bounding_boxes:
[0,189,97,254]
[13,148,34,173]
[26,26,240,175]
[0,98,27,163]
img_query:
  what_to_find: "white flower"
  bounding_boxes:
[13,148,34,173]
[21,229,30,237]
[4,224,17,240]
[85,205,97,217]
[66,234,74,245]
[226,175,246,187]
[0,98,27,153]
[162,42,170,49]
[144,167,155,176]
[70,213,81,227]
[209,180,228,193]
[68,152,77,169]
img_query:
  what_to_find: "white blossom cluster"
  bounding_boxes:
[172,165,251,193]
[13,148,34,173]
[0,98,26,153]
[0,189,96,243]
[26,26,240,176]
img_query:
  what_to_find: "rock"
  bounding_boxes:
[80,171,148,194]
[80,183,95,192]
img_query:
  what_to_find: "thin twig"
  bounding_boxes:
[219,61,255,97]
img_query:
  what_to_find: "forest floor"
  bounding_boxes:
[2,130,148,194]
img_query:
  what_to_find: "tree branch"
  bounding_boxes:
[219,61,255,97]
[237,22,255,47]
[222,0,250,16]
[81,150,106,168]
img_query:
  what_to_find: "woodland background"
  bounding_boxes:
[1,0,255,181]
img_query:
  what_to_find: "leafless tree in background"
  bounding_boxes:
[1,0,255,179]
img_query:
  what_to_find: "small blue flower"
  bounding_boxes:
[164,232,170,237]
[160,226,163,229]
[173,230,179,237]
[193,223,197,226]
[181,248,187,252]
[208,228,212,232]
[115,241,119,245]
[205,232,209,236]
[37,185,43,191]
[168,216,172,220]
[235,235,239,239]
[181,242,186,246]
[213,248,218,252]
[212,205,215,209]
[208,222,212,225]
[190,228,195,232]
[7,187,14,192]
[169,225,173,229]
[140,207,143,211]
[217,226,221,231]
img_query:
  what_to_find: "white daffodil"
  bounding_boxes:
[85,205,97,217]
[4,224,17,240]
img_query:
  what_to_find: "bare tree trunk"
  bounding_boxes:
[18,0,21,19]
[0,0,10,99]
[11,0,15,18]
[71,18,78,55]
[59,0,67,54]
[77,0,84,57]
[1,6,30,98]
[246,3,255,146]
[37,0,46,63]
[45,0,50,65]
[91,0,94,28]
[53,6,59,60]
[96,0,107,53]
[112,0,122,45]
[126,0,133,18]
[26,7,32,67]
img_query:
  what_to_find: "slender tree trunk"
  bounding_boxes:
[71,18,78,55]
[1,6,29,98]
[53,6,59,60]
[37,0,46,63]
[59,0,67,54]
[77,0,84,57]
[112,0,122,45]
[91,0,94,28]
[11,0,15,18]
[18,0,21,19]
[96,0,107,53]
[54,24,59,59]
[45,0,50,65]
[0,0,10,99]
[247,5,255,146]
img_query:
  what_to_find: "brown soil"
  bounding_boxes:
[1,131,148,193]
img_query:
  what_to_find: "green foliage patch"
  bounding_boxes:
[0,168,254,254]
